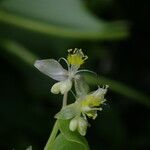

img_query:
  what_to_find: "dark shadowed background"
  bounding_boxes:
[0,0,150,150]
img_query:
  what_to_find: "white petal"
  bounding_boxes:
[74,75,89,97]
[34,59,68,81]
[91,85,108,97]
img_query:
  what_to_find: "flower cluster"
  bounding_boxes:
[34,48,108,136]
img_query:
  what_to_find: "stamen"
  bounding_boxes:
[76,69,97,75]
[67,48,88,66]
[58,57,70,71]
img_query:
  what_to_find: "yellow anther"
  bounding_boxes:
[81,95,101,108]
[67,48,88,66]
[86,111,97,119]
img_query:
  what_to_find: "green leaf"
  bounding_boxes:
[55,103,80,120]
[58,119,90,150]
[0,39,38,65]
[51,134,86,150]
[84,74,150,107]
[0,0,128,40]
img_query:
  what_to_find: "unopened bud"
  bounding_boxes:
[51,82,61,94]
[51,79,72,94]
[77,117,88,136]
[69,118,78,131]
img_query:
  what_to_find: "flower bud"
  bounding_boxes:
[51,82,61,94]
[59,79,72,94]
[69,118,78,131]
[77,117,88,136]
[51,79,72,94]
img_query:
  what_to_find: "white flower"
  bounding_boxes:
[55,86,108,135]
[34,49,89,94]
[80,86,108,119]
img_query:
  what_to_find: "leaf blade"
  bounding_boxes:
[0,0,128,40]
[58,120,90,150]
[55,103,79,120]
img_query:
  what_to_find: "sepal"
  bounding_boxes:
[55,103,80,120]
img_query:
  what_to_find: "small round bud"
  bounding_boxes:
[51,79,72,94]
[51,82,61,94]
[69,118,78,131]
[77,117,88,136]
[59,79,72,94]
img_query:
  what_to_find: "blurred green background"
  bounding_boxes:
[0,0,150,150]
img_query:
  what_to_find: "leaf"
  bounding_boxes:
[55,103,80,120]
[0,39,38,65]
[84,74,150,107]
[58,119,90,150]
[51,133,87,150]
[0,0,128,40]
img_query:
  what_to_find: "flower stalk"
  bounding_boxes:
[62,92,68,107]
[44,91,68,150]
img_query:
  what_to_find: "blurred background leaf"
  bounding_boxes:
[0,0,128,39]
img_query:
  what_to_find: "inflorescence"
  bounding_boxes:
[34,48,108,136]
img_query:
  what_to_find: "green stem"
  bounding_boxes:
[44,120,59,150]
[44,93,68,150]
